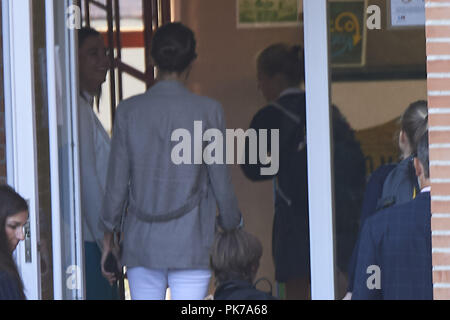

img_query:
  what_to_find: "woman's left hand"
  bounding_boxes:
[101,232,120,285]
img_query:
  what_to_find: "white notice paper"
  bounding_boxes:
[390,0,425,27]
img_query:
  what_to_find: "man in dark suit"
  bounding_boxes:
[352,132,433,300]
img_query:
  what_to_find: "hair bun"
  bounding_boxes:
[151,23,197,73]
[160,45,179,56]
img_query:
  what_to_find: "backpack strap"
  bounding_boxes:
[271,101,301,124]
[270,101,306,152]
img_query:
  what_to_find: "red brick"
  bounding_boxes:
[429,114,450,127]
[430,131,450,144]
[430,164,450,178]
[433,235,450,247]
[432,200,450,213]
[427,42,450,56]
[432,183,450,195]
[428,96,450,108]
[428,78,450,91]
[433,270,450,283]
[434,288,450,300]
[427,60,450,73]
[432,216,450,230]
[426,26,450,38]
[430,148,450,161]
[433,252,450,265]
[426,7,450,21]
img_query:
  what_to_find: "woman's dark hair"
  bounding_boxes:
[210,229,263,285]
[257,43,305,85]
[151,22,197,73]
[0,185,28,299]
[401,100,428,155]
[78,27,101,49]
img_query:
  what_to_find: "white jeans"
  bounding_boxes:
[127,267,212,300]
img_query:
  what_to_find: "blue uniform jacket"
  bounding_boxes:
[352,192,432,300]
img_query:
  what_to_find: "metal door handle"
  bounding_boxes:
[24,221,32,263]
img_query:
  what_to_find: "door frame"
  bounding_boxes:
[2,0,42,300]
[2,0,85,300]
[304,0,336,299]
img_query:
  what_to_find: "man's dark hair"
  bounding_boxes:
[151,22,197,73]
[416,131,429,179]
[78,27,101,49]
[210,229,262,285]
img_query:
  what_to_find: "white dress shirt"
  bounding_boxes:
[79,92,111,245]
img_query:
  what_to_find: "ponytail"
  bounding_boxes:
[401,100,428,155]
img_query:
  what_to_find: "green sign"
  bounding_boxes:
[238,0,301,26]
[329,0,366,67]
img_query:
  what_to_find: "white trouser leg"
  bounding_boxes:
[168,269,212,300]
[127,267,167,300]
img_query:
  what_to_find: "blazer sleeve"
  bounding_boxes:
[100,104,130,233]
[207,103,242,231]
[347,165,395,292]
[351,218,382,300]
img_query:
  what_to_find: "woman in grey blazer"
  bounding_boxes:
[100,23,242,300]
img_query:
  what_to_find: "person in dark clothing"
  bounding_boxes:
[211,229,276,300]
[344,164,395,297]
[345,100,428,299]
[332,107,366,283]
[352,132,432,300]
[0,185,29,300]
[241,43,365,299]
[241,43,309,300]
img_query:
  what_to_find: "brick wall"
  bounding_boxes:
[0,0,6,186]
[426,0,450,300]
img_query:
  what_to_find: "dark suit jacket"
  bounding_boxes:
[352,192,432,300]
[347,164,396,292]
[214,280,276,300]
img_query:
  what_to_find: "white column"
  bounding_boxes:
[45,0,63,300]
[303,0,336,300]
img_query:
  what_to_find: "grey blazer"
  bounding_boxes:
[100,80,242,270]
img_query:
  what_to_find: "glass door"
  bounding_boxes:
[2,0,85,300]
[46,0,85,300]
[2,0,43,300]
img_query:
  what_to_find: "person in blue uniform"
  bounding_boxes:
[352,132,432,300]
[345,101,428,299]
